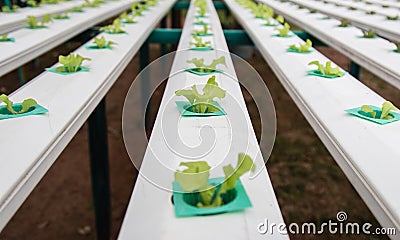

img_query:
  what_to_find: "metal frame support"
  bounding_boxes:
[88,98,111,240]
[4,0,11,8]
[17,67,25,85]
[140,41,151,129]
[349,61,361,79]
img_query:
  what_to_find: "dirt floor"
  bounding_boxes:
[1,12,399,240]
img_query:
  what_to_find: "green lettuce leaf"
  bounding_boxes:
[57,53,91,72]
[0,94,37,114]
[174,161,211,192]
[381,101,398,119]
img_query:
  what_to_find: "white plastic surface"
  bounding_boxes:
[0,0,175,231]
[225,0,400,238]
[0,0,85,35]
[0,0,139,77]
[287,0,400,42]
[260,0,400,90]
[117,0,288,239]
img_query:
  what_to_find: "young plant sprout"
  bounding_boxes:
[348,6,357,10]
[100,19,126,34]
[174,153,255,208]
[2,5,19,12]
[27,0,39,7]
[275,15,284,23]
[309,9,317,13]
[394,42,400,52]
[175,76,226,113]
[1,34,9,41]
[41,0,59,4]
[23,15,52,29]
[189,35,211,48]
[119,12,136,23]
[187,56,226,73]
[55,53,91,73]
[52,12,69,19]
[192,25,211,35]
[0,94,37,114]
[289,39,312,52]
[197,4,208,17]
[93,36,116,48]
[386,15,399,20]
[308,60,344,77]
[85,0,101,7]
[366,10,376,15]
[143,0,157,7]
[71,5,85,12]
[339,19,350,27]
[362,29,376,38]
[361,102,398,120]
[275,22,291,37]
[131,2,145,16]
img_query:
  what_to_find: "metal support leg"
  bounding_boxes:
[160,16,168,56]
[88,98,111,240]
[349,61,361,80]
[34,58,40,68]
[17,67,25,85]
[140,41,151,130]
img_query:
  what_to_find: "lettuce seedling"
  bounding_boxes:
[119,12,136,23]
[100,19,126,34]
[366,10,376,15]
[386,15,399,20]
[192,25,211,35]
[361,101,398,119]
[348,6,357,10]
[1,34,9,41]
[289,39,312,52]
[275,15,284,23]
[93,36,116,48]
[197,5,208,17]
[394,42,400,52]
[362,29,376,38]
[187,56,226,73]
[41,0,59,4]
[55,53,91,73]
[339,19,350,27]
[23,15,51,28]
[2,5,19,12]
[0,94,37,114]
[308,60,343,76]
[174,153,255,208]
[175,76,226,113]
[53,12,69,19]
[275,23,291,37]
[189,35,211,48]
[71,5,85,12]
[27,0,39,7]
[175,76,225,113]
[130,2,146,16]
[85,0,101,7]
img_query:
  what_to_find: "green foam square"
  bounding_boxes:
[45,66,90,75]
[345,106,400,125]
[307,70,345,79]
[0,37,15,42]
[193,33,213,37]
[189,46,213,51]
[262,23,279,27]
[0,104,48,120]
[175,101,226,117]
[85,45,112,50]
[185,68,221,76]
[172,177,252,217]
[272,33,294,38]
[194,21,209,25]
[286,48,313,54]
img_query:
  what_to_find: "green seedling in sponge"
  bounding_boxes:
[1,34,9,41]
[187,56,226,73]
[0,94,37,114]
[23,15,52,28]
[189,35,211,48]
[275,22,291,37]
[361,101,399,119]
[386,15,399,20]
[289,39,312,52]
[192,25,211,35]
[52,12,69,19]
[275,15,284,23]
[174,153,255,208]
[85,0,101,7]
[119,12,136,23]
[27,0,39,7]
[55,53,91,73]
[339,19,350,27]
[362,29,376,38]
[394,42,400,52]
[308,60,343,76]
[2,5,19,12]
[71,5,85,12]
[100,19,126,34]
[93,36,116,48]
[175,75,226,113]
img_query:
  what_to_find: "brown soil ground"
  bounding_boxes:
[1,10,399,240]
